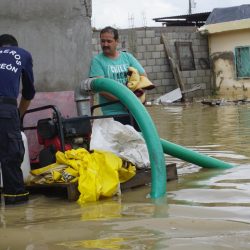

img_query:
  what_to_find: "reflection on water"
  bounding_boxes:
[1,103,250,249]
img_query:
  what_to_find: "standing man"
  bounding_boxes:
[89,26,147,130]
[0,34,35,205]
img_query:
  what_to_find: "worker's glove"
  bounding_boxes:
[127,67,140,91]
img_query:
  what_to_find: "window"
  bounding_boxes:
[175,41,195,71]
[235,46,250,78]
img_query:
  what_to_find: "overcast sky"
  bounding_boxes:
[92,0,250,29]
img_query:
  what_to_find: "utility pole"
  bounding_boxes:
[188,0,196,14]
[188,0,192,14]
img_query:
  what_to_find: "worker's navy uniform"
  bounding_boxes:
[0,46,35,204]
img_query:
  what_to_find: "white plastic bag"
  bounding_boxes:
[90,118,150,168]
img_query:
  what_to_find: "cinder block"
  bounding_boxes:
[146,30,155,38]
[152,51,161,59]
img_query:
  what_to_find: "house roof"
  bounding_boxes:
[153,12,211,27]
[206,4,250,24]
[198,5,250,35]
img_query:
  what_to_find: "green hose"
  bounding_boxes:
[90,78,234,197]
[91,78,166,198]
[161,139,233,169]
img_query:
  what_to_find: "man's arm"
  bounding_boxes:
[18,96,31,118]
[89,57,118,101]
[90,75,118,101]
[20,51,35,118]
[100,91,118,101]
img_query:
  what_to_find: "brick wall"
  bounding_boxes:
[92,26,212,101]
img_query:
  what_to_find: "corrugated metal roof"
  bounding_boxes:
[206,5,250,24]
[153,12,211,27]
[154,5,250,27]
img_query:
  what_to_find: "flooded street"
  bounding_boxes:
[1,102,250,249]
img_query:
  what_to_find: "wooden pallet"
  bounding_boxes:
[26,163,177,201]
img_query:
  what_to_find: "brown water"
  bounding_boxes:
[1,103,250,250]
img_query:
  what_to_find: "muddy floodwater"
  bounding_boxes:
[1,102,250,250]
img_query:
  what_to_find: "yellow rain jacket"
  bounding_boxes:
[127,67,155,103]
[127,67,155,91]
[30,148,136,204]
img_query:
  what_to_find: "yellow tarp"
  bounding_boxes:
[30,148,136,204]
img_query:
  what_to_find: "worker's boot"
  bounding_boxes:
[3,192,29,205]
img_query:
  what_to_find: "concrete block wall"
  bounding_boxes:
[92,26,212,101]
